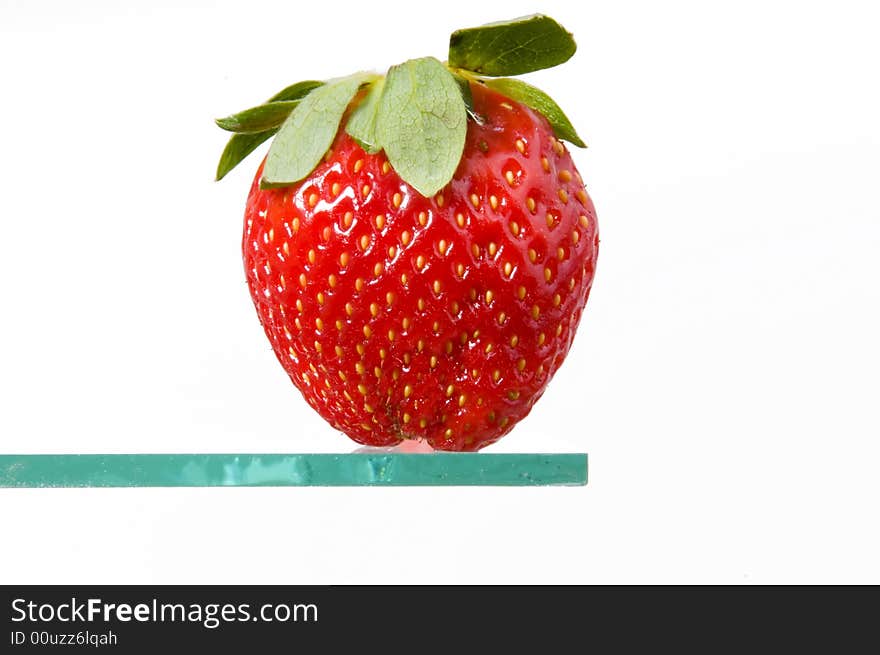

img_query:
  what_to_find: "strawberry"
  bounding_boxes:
[216,15,599,451]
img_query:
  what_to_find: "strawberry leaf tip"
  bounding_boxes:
[215,130,277,181]
[448,14,576,77]
[266,80,325,103]
[215,100,300,133]
[483,77,585,147]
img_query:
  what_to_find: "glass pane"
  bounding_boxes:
[0,453,587,487]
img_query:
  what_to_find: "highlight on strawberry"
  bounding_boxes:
[215,15,599,451]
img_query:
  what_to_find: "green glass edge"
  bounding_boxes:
[0,454,587,488]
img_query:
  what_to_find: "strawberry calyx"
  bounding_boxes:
[215,14,585,196]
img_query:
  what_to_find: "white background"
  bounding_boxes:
[1,0,878,583]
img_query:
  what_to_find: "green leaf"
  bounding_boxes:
[448,14,576,77]
[215,129,277,181]
[483,77,586,147]
[376,57,467,197]
[215,100,300,133]
[214,80,324,180]
[261,73,370,189]
[267,80,324,102]
[345,79,385,153]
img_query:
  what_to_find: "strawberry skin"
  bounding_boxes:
[242,83,598,451]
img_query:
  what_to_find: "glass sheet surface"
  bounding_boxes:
[0,453,588,487]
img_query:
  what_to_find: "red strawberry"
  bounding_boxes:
[217,15,599,451]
